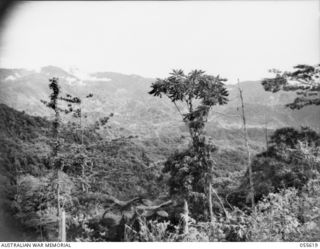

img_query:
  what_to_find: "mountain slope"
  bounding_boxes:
[0,66,319,139]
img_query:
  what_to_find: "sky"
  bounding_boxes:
[0,1,319,83]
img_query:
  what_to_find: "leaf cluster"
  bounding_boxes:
[149,69,228,135]
[262,64,320,109]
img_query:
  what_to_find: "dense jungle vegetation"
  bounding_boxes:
[0,64,319,242]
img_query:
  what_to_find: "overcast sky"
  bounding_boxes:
[0,1,319,83]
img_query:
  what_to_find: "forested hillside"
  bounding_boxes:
[0,65,319,242]
[0,102,249,241]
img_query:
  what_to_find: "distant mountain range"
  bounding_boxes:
[0,65,319,146]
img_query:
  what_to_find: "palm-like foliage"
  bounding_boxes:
[149,70,228,108]
[149,69,228,144]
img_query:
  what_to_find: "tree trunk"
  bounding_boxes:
[208,159,214,223]
[208,183,214,223]
[57,187,66,242]
[182,199,189,234]
[57,170,62,242]
[61,210,66,242]
[238,80,255,210]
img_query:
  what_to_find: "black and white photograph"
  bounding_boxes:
[0,0,319,243]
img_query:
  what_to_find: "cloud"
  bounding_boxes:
[0,1,318,83]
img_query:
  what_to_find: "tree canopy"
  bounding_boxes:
[262,64,320,109]
[149,69,228,145]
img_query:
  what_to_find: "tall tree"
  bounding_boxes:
[41,77,82,241]
[237,80,254,210]
[149,69,229,230]
[262,64,320,110]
